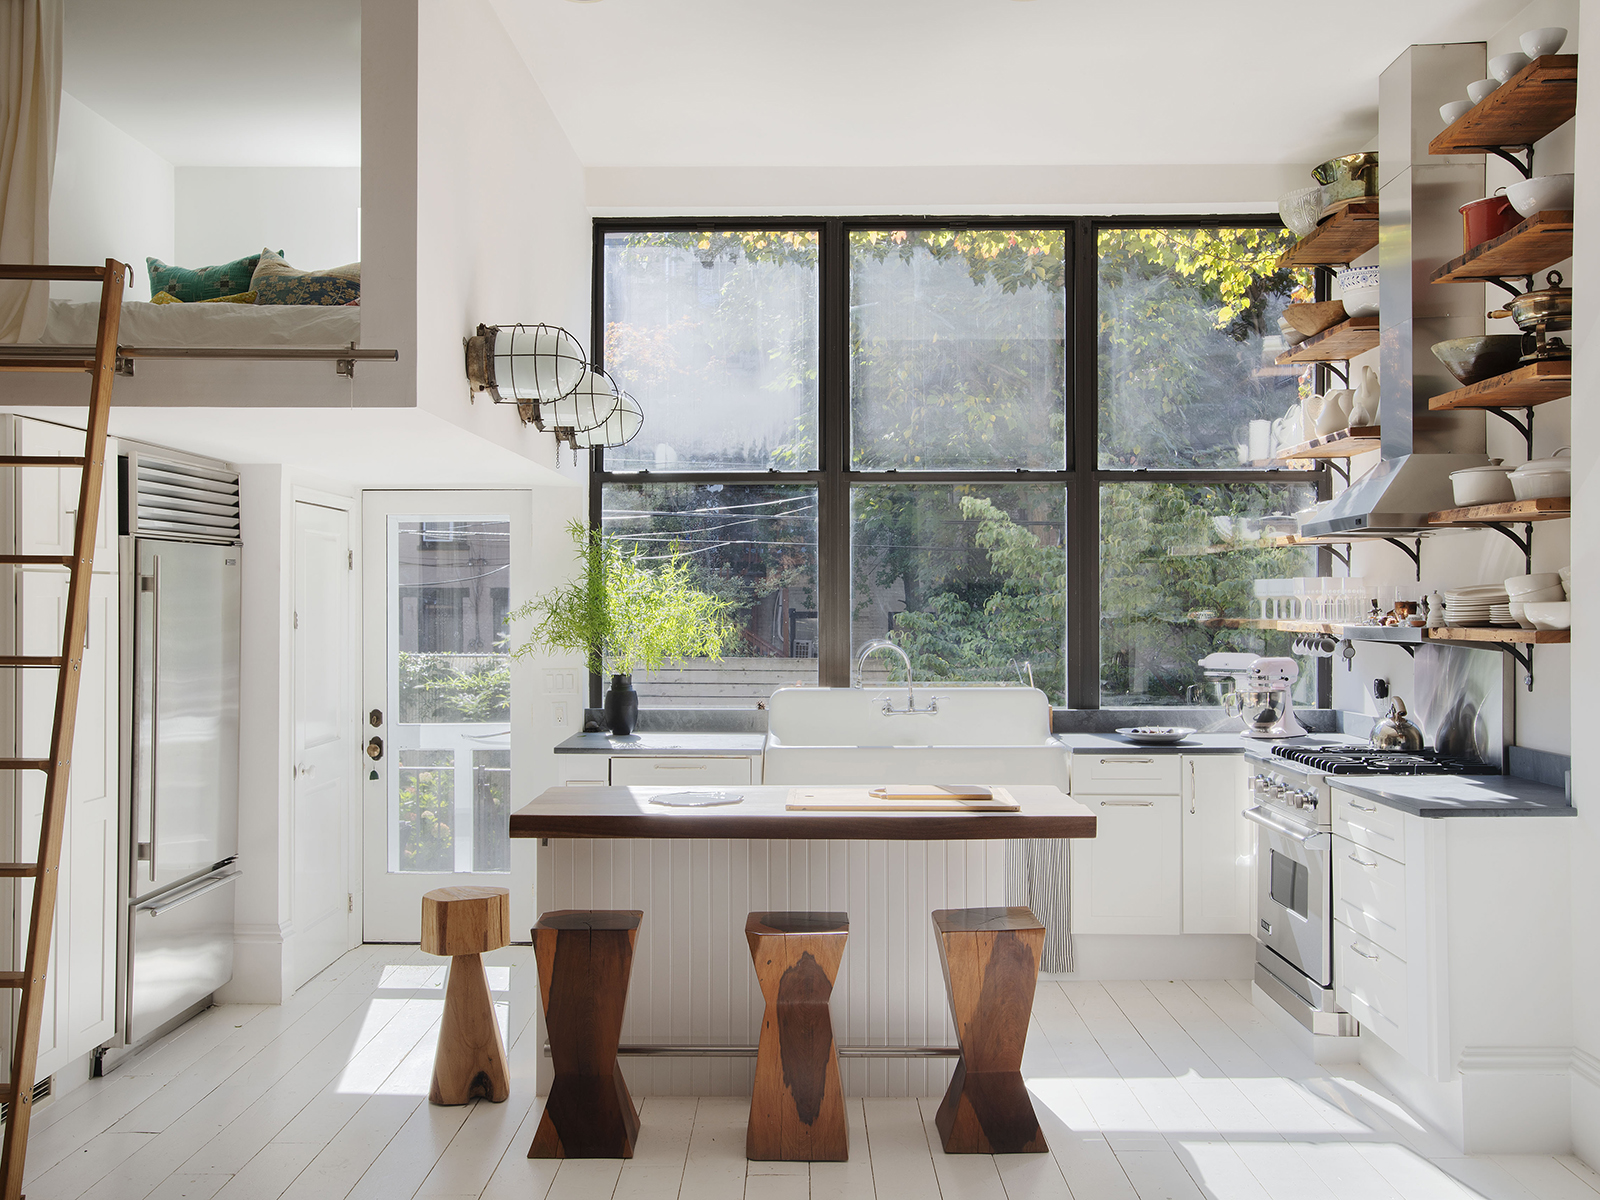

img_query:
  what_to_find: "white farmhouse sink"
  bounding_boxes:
[761,686,1069,788]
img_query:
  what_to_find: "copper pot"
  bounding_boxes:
[1460,193,1519,252]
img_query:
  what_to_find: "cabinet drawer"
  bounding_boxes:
[1333,789,1406,863]
[1333,833,1407,958]
[1071,753,1181,795]
[557,758,609,786]
[1335,919,1408,1050]
[610,756,753,786]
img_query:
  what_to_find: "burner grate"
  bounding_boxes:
[1270,745,1499,776]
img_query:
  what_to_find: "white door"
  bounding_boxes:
[361,492,533,942]
[291,500,356,988]
[1181,755,1253,935]
[1070,793,1183,935]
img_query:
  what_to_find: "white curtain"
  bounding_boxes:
[0,0,62,343]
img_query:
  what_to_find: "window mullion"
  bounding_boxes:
[818,218,852,689]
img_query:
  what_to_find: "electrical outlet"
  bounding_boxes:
[552,700,569,727]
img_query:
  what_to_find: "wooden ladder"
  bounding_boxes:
[0,260,126,1200]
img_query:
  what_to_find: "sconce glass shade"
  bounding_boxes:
[544,365,622,432]
[465,323,586,404]
[571,391,644,448]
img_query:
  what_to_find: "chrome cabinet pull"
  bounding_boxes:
[1347,854,1378,868]
[1189,760,1196,814]
[1350,943,1380,961]
[1100,799,1154,807]
[147,556,161,883]
[1101,757,1153,765]
[1347,800,1377,812]
[652,762,707,770]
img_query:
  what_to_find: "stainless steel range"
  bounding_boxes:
[1244,740,1498,1036]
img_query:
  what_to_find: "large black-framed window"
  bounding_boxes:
[591,216,1330,710]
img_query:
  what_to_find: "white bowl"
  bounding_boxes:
[1509,600,1533,629]
[1523,601,1570,631]
[1440,99,1474,125]
[1509,585,1566,605]
[1336,266,1380,319]
[1450,465,1516,506]
[1506,173,1575,217]
[1467,78,1502,104]
[1503,572,1563,596]
[1560,564,1571,598]
[1489,52,1532,83]
[1510,472,1571,501]
[1520,27,1567,59]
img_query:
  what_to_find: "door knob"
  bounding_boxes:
[367,736,384,761]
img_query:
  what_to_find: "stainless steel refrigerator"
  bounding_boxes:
[116,489,242,1047]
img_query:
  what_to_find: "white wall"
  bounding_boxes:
[1567,3,1600,1164]
[175,167,361,273]
[49,92,174,301]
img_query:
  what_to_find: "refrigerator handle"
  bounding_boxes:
[135,866,241,916]
[144,555,161,884]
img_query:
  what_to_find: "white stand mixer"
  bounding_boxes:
[1222,656,1307,739]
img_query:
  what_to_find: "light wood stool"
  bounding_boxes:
[422,885,512,1105]
[931,906,1047,1153]
[529,910,643,1159]
[745,911,849,1161]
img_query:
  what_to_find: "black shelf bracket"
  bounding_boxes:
[1381,536,1423,581]
[1325,543,1350,571]
[1476,521,1534,575]
[1505,642,1536,691]
[1327,458,1350,486]
[1485,406,1536,460]
[1480,274,1535,299]
[1324,362,1349,387]
[1487,144,1535,180]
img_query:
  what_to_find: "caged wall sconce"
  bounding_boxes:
[464,323,645,450]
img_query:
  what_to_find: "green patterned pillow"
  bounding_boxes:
[250,248,361,306]
[146,252,270,302]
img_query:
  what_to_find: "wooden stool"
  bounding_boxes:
[421,885,512,1106]
[931,906,1047,1154]
[529,910,643,1159]
[745,912,849,1162]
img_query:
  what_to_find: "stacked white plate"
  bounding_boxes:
[1445,585,1510,627]
[1490,604,1516,626]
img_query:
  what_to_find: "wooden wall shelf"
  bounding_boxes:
[1430,211,1573,285]
[1426,627,1569,645]
[1429,361,1572,411]
[1428,498,1570,525]
[1428,55,1579,154]
[1274,426,1381,460]
[1277,205,1379,268]
[1275,317,1379,364]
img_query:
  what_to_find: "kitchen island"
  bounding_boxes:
[512,784,1093,1098]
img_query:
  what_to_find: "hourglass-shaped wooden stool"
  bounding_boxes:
[745,911,849,1162]
[422,885,511,1105]
[931,906,1047,1153]
[529,910,644,1159]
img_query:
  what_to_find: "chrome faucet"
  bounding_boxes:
[854,639,934,715]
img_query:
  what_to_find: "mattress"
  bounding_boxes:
[41,299,362,347]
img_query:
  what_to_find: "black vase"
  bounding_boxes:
[605,673,639,735]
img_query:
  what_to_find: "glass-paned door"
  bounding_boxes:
[362,492,532,941]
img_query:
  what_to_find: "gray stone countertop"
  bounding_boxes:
[1058,732,1335,755]
[555,732,767,756]
[1329,774,1574,818]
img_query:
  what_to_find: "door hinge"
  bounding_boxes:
[348,549,353,571]
[348,892,353,914]
[293,611,299,629]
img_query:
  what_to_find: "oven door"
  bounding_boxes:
[1245,805,1331,994]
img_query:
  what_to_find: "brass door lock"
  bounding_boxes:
[366,736,384,761]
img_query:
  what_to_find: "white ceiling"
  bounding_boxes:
[490,0,1522,169]
[63,0,360,167]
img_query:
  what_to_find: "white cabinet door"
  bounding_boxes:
[609,756,753,787]
[12,418,116,565]
[557,756,609,786]
[1181,755,1252,934]
[1071,792,1181,935]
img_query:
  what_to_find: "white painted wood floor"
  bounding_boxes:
[23,943,1600,1200]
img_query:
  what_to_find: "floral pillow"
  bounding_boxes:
[149,291,257,305]
[147,252,269,302]
[250,248,360,306]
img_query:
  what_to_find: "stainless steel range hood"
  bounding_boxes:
[1299,43,1490,539]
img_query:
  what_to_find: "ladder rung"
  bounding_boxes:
[0,657,63,668]
[0,864,37,877]
[0,456,87,467]
[0,760,50,772]
[0,973,25,988]
[0,555,74,566]
[0,358,96,373]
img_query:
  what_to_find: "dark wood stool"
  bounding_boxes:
[745,912,849,1162]
[931,906,1047,1154]
[529,909,643,1159]
[422,885,512,1105]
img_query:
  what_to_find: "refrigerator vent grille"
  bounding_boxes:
[0,1077,51,1122]
[135,459,240,541]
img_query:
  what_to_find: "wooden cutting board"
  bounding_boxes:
[785,786,1021,812]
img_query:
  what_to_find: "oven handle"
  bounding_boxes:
[1243,805,1329,849]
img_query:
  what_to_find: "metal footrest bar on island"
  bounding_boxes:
[544,1042,961,1059]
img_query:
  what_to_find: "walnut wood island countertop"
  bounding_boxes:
[510,785,1095,841]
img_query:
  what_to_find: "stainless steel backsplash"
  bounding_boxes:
[1412,643,1512,769]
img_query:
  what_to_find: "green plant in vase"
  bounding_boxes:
[511,520,737,734]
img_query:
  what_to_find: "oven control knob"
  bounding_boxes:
[1299,793,1319,811]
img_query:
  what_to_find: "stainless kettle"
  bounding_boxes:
[1370,697,1424,752]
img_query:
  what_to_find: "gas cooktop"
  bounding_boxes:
[1269,745,1500,777]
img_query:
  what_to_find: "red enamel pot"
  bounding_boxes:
[1459,194,1519,252]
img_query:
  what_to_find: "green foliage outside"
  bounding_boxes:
[397,752,453,873]
[511,519,738,676]
[397,651,510,724]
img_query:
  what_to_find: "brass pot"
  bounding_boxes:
[1312,153,1380,209]
[1490,270,1573,334]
